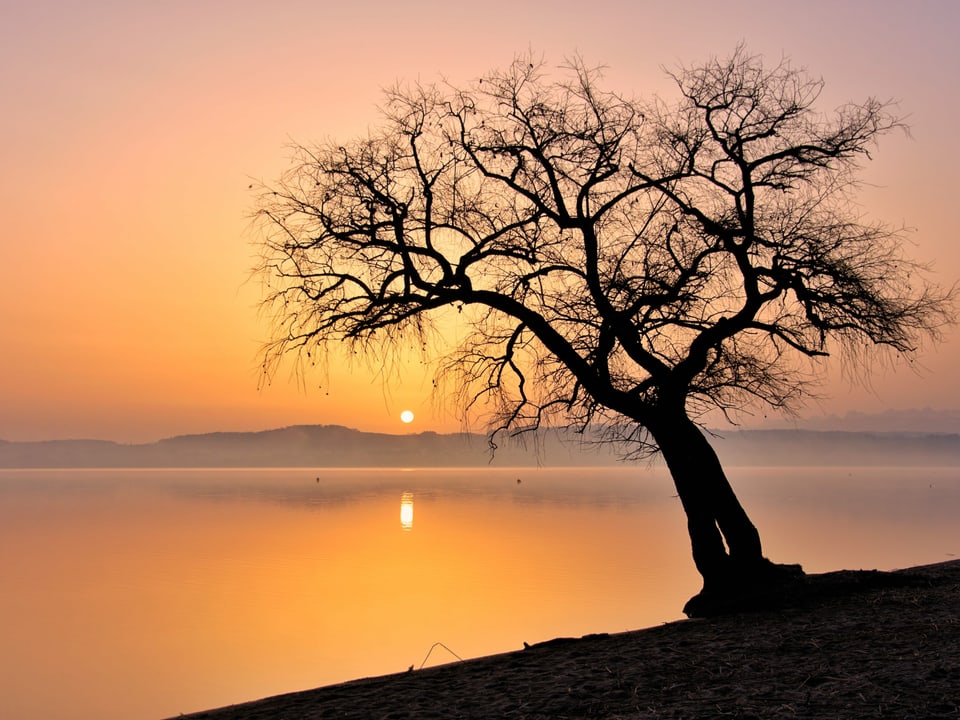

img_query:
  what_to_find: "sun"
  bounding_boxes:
[400,410,415,424]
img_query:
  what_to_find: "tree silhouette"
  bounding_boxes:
[254,48,954,614]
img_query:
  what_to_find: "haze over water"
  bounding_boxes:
[1,465,956,720]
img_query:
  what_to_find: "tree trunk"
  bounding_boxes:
[646,409,800,614]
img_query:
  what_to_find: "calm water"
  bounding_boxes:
[1,465,957,719]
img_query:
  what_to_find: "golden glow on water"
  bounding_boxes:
[0,466,957,720]
[400,491,414,530]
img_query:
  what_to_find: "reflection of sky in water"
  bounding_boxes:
[201,466,673,507]
[0,466,957,720]
[732,466,960,523]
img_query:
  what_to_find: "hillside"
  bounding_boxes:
[3,425,960,468]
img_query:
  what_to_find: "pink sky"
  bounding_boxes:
[2,0,958,442]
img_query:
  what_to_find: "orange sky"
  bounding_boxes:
[2,0,958,442]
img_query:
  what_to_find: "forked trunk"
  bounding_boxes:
[646,410,800,614]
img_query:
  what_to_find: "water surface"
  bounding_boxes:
[0,465,956,719]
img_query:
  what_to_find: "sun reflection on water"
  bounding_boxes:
[400,491,414,530]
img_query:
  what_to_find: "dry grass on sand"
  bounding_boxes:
[177,560,960,719]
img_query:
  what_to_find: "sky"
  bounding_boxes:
[1,0,958,442]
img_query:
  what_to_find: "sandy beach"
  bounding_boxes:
[176,559,959,719]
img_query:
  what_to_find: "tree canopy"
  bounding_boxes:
[255,48,951,448]
[253,48,955,605]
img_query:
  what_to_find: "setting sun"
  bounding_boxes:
[400,410,415,424]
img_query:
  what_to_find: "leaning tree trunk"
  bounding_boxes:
[646,409,802,615]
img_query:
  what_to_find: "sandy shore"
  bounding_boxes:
[176,560,959,719]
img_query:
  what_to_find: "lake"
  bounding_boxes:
[1,465,957,719]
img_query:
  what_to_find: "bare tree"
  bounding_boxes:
[253,48,954,614]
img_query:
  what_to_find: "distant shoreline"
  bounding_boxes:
[3,425,960,468]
